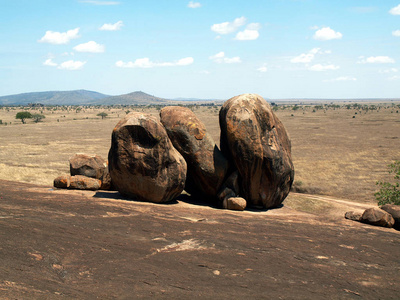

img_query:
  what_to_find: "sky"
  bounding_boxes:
[0,0,400,99]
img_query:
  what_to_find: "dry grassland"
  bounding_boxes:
[0,102,399,205]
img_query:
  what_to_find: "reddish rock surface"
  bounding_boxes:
[220,94,294,209]
[69,153,107,180]
[361,207,395,228]
[0,180,399,299]
[108,112,187,203]
[160,106,229,199]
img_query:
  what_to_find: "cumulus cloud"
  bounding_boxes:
[308,64,340,71]
[73,41,105,53]
[324,76,357,82]
[115,57,194,68]
[211,17,246,35]
[43,58,58,67]
[38,28,80,45]
[99,21,123,31]
[389,4,400,15]
[291,48,321,63]
[358,56,395,64]
[58,60,86,70]
[187,1,201,8]
[257,65,267,72]
[392,30,400,37]
[209,52,241,64]
[79,0,120,5]
[235,23,261,40]
[313,27,342,41]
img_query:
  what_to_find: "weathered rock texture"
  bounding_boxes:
[361,208,395,228]
[160,106,229,199]
[69,153,106,180]
[108,112,187,203]
[219,93,294,208]
[54,175,101,190]
[344,211,363,222]
[380,204,400,229]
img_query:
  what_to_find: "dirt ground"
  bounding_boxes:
[0,179,399,299]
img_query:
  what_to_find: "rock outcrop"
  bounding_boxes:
[219,93,294,209]
[54,175,101,190]
[69,153,106,180]
[361,208,395,228]
[160,106,229,199]
[108,112,187,203]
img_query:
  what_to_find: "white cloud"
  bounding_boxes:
[291,48,321,63]
[79,0,120,5]
[392,30,400,37]
[209,52,241,64]
[324,76,357,82]
[187,1,201,8]
[73,41,105,53]
[38,28,80,45]
[257,65,267,72]
[235,23,261,40]
[313,27,342,41]
[379,68,398,73]
[58,60,86,70]
[308,64,340,71]
[211,17,246,35]
[358,56,395,64]
[388,75,400,80]
[235,29,259,40]
[115,57,194,68]
[43,58,58,67]
[389,4,400,15]
[99,21,123,31]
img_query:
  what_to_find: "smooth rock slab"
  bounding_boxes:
[108,112,187,203]
[219,93,294,209]
[160,106,229,199]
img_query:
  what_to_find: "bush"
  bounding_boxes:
[16,111,32,124]
[375,161,400,205]
[32,114,45,123]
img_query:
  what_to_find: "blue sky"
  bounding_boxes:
[0,0,399,99]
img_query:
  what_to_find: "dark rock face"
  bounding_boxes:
[160,106,229,199]
[69,153,106,180]
[380,204,400,228]
[361,208,395,228]
[54,175,70,189]
[219,93,294,208]
[108,112,187,203]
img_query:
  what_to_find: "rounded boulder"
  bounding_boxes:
[108,112,187,203]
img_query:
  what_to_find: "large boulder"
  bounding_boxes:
[219,94,294,209]
[108,112,187,203]
[361,208,395,228]
[160,106,229,199]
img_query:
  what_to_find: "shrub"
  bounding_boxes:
[32,114,45,123]
[16,111,32,124]
[375,161,400,205]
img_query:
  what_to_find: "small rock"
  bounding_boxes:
[361,207,395,228]
[344,211,363,222]
[224,197,247,211]
[69,175,101,191]
[54,175,70,188]
[69,153,106,180]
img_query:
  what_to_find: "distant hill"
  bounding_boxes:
[0,90,109,105]
[94,91,170,105]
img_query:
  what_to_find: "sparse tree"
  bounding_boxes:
[97,112,108,119]
[375,161,400,206]
[15,111,32,124]
[32,113,45,123]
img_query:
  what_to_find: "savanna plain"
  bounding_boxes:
[1,101,399,209]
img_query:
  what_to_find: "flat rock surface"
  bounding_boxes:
[0,179,399,299]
